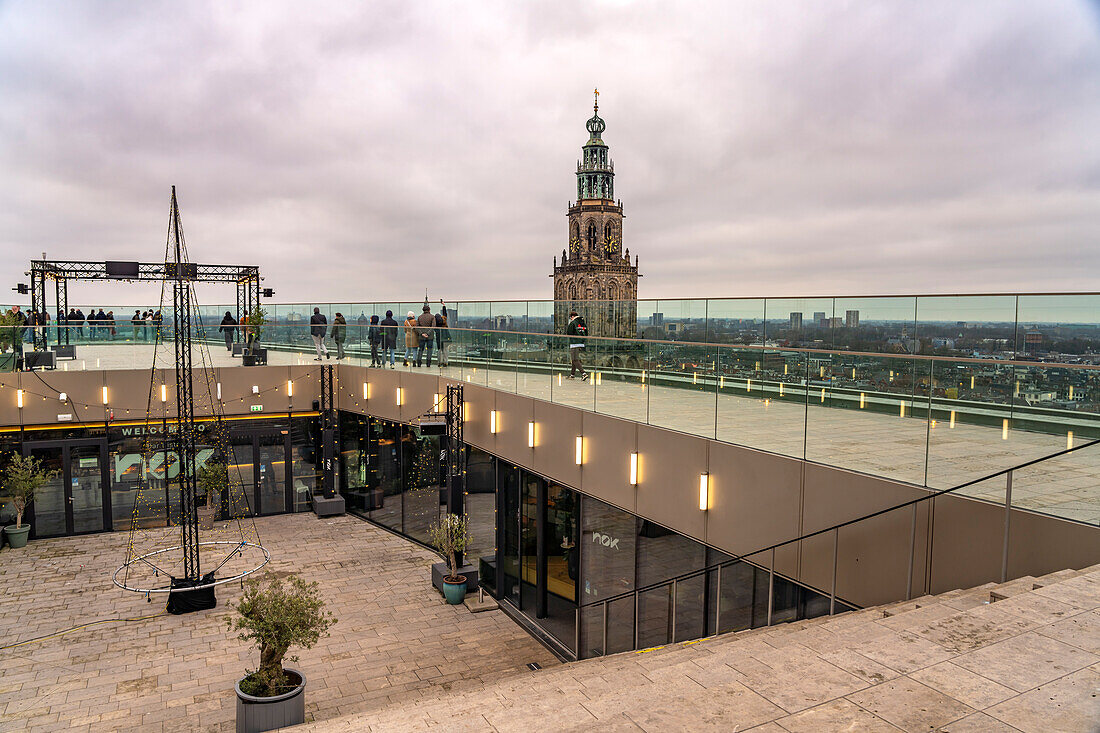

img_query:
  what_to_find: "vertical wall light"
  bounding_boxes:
[287,379,293,397]
[820,366,826,378]
[17,389,24,409]
[102,386,109,404]
[557,373,562,386]
[363,382,369,400]
[1069,386,1075,400]
[784,364,789,375]
[746,378,752,393]
[970,376,975,389]
[595,372,602,386]
[859,393,866,409]
[217,382,222,401]
[575,436,583,465]
[433,393,441,409]
[899,402,906,418]
[1002,418,1009,440]
[395,387,403,406]
[851,368,856,379]
[779,383,784,397]
[528,421,535,448]
[641,370,647,383]
[698,473,709,511]
[629,451,638,485]
[160,384,167,403]
[820,388,826,403]
[719,376,725,389]
[489,410,499,434]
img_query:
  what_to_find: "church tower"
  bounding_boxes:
[553,90,639,338]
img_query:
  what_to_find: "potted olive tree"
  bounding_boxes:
[0,310,21,372]
[196,462,225,530]
[227,573,335,733]
[2,453,57,548]
[242,307,268,366]
[428,513,470,604]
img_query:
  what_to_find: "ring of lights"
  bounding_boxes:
[113,540,271,594]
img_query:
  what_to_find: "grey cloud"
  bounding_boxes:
[0,0,1098,307]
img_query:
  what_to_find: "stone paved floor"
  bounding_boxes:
[64,341,1100,524]
[0,514,559,732]
[300,564,1100,732]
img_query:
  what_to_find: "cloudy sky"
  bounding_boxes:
[1,1,1098,306]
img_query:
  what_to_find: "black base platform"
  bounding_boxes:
[166,572,217,614]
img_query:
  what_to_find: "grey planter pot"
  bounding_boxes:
[4,525,30,548]
[234,668,305,733]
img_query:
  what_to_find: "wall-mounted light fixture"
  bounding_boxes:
[698,473,709,511]
[396,387,403,406]
[17,389,24,409]
[160,384,167,403]
[949,410,956,428]
[1002,418,1009,440]
[693,372,698,385]
[820,388,826,403]
[899,402,906,418]
[779,383,784,396]
[217,382,222,401]
[363,382,369,400]
[746,378,751,393]
[489,410,499,434]
[102,386,109,404]
[528,421,535,448]
[859,393,866,409]
[287,379,293,397]
[1068,430,1074,450]
[557,374,562,386]
[575,436,583,465]
[433,393,441,409]
[629,452,638,485]
[251,385,259,395]
[59,391,68,403]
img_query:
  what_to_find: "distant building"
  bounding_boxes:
[814,311,827,328]
[931,338,955,350]
[1024,331,1043,353]
[789,312,802,331]
[829,317,843,328]
[845,310,859,328]
[650,313,664,327]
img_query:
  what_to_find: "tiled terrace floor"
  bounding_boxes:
[50,342,1100,524]
[0,514,559,731]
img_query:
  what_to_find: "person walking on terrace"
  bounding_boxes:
[131,310,143,341]
[356,312,369,344]
[332,312,347,360]
[566,310,589,381]
[416,303,435,367]
[368,315,382,367]
[219,311,238,352]
[402,311,419,367]
[381,310,398,368]
[435,300,451,367]
[310,307,329,360]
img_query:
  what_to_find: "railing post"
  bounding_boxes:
[829,528,839,615]
[767,548,775,627]
[574,607,581,659]
[670,579,677,643]
[602,601,608,657]
[714,563,722,636]
[633,591,639,650]
[1001,470,1013,583]
[906,502,917,601]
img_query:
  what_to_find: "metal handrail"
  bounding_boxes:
[577,437,1100,612]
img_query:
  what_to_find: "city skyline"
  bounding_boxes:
[1,2,1099,303]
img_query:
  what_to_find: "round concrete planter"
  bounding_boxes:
[234,668,305,733]
[442,575,467,605]
[4,525,30,548]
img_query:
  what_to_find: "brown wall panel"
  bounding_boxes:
[705,442,802,559]
[491,391,535,468]
[1008,508,1100,578]
[577,412,638,514]
[361,367,401,423]
[928,494,1005,594]
[216,365,291,417]
[527,398,583,490]
[461,384,495,452]
[636,424,707,541]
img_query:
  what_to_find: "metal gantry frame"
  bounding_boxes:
[27,259,262,350]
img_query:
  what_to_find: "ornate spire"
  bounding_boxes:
[578,90,613,200]
[594,87,599,114]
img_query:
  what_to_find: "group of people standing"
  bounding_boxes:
[18,307,163,342]
[363,301,451,369]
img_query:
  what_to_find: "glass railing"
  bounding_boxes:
[5,313,1099,519]
[572,437,1100,660]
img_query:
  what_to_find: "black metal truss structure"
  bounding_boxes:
[445,385,466,564]
[27,259,261,350]
[167,189,202,582]
[319,364,338,499]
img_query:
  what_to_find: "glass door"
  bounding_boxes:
[256,434,286,515]
[230,438,255,516]
[23,441,108,538]
[24,446,65,537]
[70,445,106,533]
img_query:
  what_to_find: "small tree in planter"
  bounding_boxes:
[242,307,268,366]
[428,513,470,604]
[196,462,226,530]
[227,573,335,732]
[2,453,58,547]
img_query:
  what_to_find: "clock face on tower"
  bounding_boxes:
[569,235,581,256]
[603,236,618,257]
